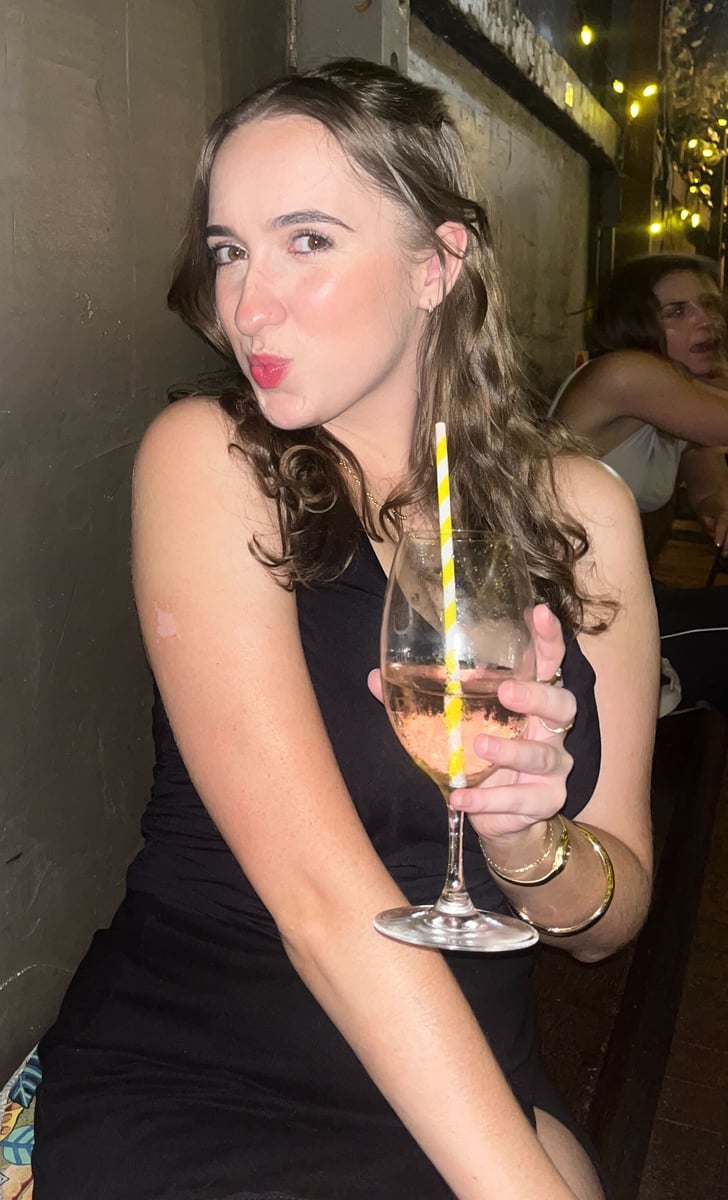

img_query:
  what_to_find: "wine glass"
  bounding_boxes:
[374,530,540,952]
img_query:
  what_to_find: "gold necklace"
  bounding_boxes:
[337,457,405,523]
[338,457,383,507]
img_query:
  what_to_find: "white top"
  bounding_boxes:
[551,367,687,514]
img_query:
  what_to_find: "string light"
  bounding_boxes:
[566,15,660,124]
[702,147,714,158]
[718,118,728,128]
[649,221,663,235]
[680,208,689,220]
[688,138,699,148]
[690,213,701,228]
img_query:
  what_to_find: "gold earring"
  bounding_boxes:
[428,300,433,315]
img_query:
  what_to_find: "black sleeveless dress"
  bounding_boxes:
[34,530,602,1200]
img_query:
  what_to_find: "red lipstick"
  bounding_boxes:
[247,354,291,389]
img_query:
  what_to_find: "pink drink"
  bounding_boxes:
[382,661,527,789]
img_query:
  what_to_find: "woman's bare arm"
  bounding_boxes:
[555,351,728,448]
[459,460,657,963]
[678,445,728,553]
[132,397,580,1200]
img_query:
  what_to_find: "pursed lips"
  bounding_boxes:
[247,354,292,388]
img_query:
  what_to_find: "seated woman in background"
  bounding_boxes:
[33,59,657,1200]
[551,253,728,714]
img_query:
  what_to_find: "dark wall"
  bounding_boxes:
[518,0,582,65]
[0,0,288,1083]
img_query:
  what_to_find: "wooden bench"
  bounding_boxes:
[535,708,728,1199]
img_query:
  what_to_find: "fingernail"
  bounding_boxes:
[449,788,469,809]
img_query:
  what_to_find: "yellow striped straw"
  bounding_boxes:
[435,421,465,788]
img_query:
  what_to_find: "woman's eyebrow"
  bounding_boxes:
[269,209,354,231]
[205,211,355,241]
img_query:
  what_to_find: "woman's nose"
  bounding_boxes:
[692,301,715,329]
[234,268,286,335]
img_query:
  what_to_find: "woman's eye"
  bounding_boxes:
[290,232,332,255]
[209,243,246,266]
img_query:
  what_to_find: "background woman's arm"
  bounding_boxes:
[678,445,728,554]
[556,351,728,448]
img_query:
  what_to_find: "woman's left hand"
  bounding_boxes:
[447,604,576,846]
[368,604,576,844]
[701,509,728,556]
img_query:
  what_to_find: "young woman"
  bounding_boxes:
[34,59,657,1200]
[551,254,728,713]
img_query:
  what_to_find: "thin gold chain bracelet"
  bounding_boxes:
[480,818,555,876]
[480,815,571,887]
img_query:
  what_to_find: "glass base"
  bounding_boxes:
[373,904,539,952]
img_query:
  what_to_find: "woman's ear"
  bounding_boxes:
[418,221,468,314]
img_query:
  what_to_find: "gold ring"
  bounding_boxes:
[539,716,575,735]
[538,668,563,687]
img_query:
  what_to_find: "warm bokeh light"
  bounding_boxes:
[689,184,699,193]
[719,118,728,128]
[612,79,625,94]
[703,147,714,158]
[688,138,699,148]
[690,213,701,228]
[680,208,689,220]
[629,101,641,119]
[580,25,594,46]
[649,221,663,235]
[642,84,658,97]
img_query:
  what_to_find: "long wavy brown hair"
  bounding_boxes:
[168,58,602,633]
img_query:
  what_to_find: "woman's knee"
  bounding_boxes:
[534,1107,605,1200]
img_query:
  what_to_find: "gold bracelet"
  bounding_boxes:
[480,815,571,887]
[480,819,555,876]
[511,822,615,936]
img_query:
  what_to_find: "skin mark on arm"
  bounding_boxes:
[155,605,180,640]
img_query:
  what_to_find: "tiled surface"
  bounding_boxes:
[638,1121,724,1198]
[636,524,728,1200]
[637,699,728,1195]
[636,795,728,1198]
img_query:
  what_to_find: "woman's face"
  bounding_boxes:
[653,270,725,377]
[206,114,428,434]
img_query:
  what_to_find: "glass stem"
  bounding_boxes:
[433,787,478,918]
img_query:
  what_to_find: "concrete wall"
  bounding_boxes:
[0,0,288,1082]
[411,18,590,392]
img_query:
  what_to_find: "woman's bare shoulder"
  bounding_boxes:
[563,350,673,401]
[133,395,274,535]
[552,452,640,529]
[552,456,649,626]
[136,395,236,463]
